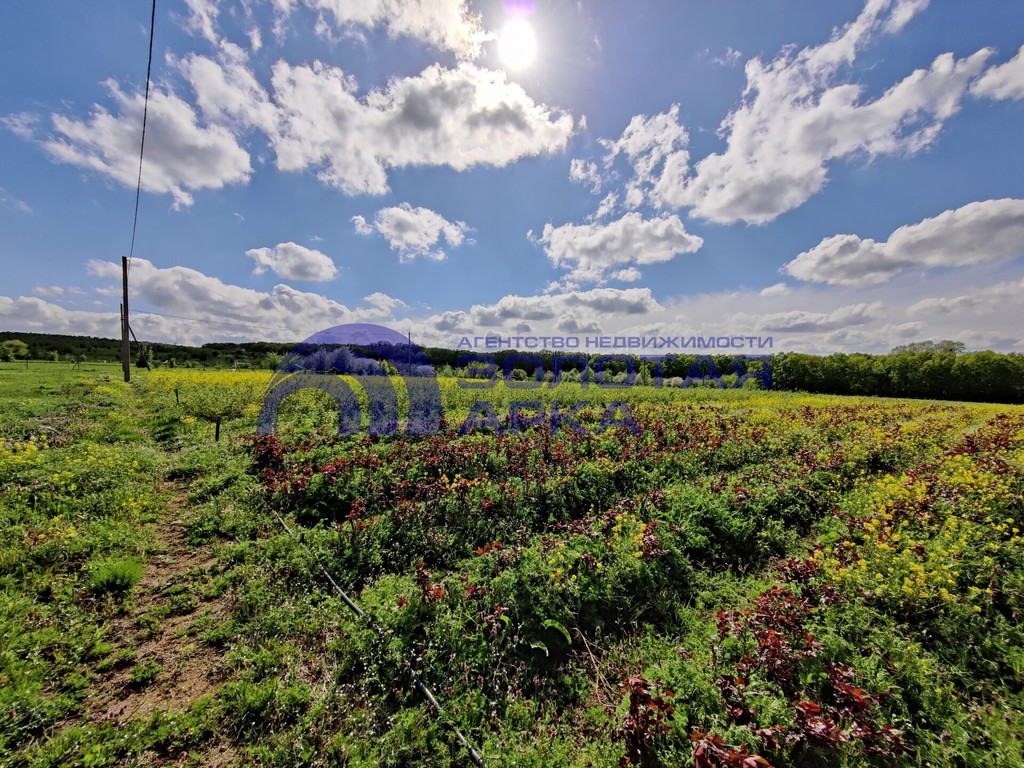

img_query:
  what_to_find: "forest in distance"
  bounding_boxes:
[1,332,1023,404]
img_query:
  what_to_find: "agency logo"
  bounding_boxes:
[257,323,771,438]
[257,323,442,436]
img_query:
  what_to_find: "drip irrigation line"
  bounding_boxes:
[268,507,487,767]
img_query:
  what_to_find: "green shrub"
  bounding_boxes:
[129,659,161,687]
[90,559,144,597]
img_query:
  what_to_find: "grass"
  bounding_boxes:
[0,365,1022,766]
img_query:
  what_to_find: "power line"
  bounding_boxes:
[128,0,157,268]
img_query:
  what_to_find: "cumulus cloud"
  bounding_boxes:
[41,80,251,208]
[274,0,485,59]
[176,42,278,133]
[759,282,790,297]
[353,203,469,261]
[601,103,689,210]
[0,296,120,339]
[611,267,642,282]
[85,257,374,342]
[246,242,337,281]
[646,0,990,223]
[270,61,574,195]
[33,286,64,297]
[784,198,1024,285]
[971,44,1024,101]
[907,277,1024,316]
[536,212,703,285]
[590,192,618,222]
[15,55,574,203]
[745,301,884,332]
[569,158,602,193]
[363,292,407,312]
[182,0,221,44]
[450,287,662,333]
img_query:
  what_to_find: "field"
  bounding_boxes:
[1,364,1023,767]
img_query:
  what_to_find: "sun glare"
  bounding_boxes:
[498,18,538,70]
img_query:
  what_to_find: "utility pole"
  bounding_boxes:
[121,256,131,383]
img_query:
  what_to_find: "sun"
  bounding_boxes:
[498,18,537,70]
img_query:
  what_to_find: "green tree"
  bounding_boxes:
[2,340,30,360]
[178,377,265,441]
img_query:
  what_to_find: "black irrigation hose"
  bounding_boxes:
[268,508,487,767]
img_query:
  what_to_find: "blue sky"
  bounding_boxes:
[1,0,1023,352]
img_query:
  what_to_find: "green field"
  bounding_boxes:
[2,365,1023,767]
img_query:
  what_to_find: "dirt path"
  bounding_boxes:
[73,483,237,766]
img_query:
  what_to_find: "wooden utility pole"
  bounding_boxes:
[121,256,131,383]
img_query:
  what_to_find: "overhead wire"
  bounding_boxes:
[128,0,157,269]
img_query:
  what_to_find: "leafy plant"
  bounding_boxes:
[129,659,161,687]
[90,559,144,597]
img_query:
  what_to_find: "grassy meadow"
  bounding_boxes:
[1,363,1023,767]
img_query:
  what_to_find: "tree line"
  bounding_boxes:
[2,332,1021,404]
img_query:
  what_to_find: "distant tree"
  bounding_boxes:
[2,340,29,360]
[178,377,265,441]
[890,339,965,355]
[637,363,653,386]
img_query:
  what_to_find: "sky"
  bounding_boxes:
[1,0,1023,354]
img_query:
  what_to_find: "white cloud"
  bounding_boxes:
[784,198,1024,285]
[42,80,251,208]
[537,212,703,285]
[711,47,743,67]
[248,26,263,52]
[363,292,407,312]
[246,242,337,281]
[742,301,884,332]
[650,1,991,223]
[464,287,662,329]
[0,187,32,213]
[353,203,469,262]
[182,0,221,44]
[907,277,1024,316]
[430,310,471,333]
[176,42,278,133]
[274,0,485,59]
[270,61,575,195]
[601,103,689,209]
[590,192,618,221]
[569,158,602,193]
[87,257,362,342]
[971,44,1024,101]
[759,282,790,296]
[1,112,39,140]
[0,296,121,340]
[33,286,64,297]
[611,267,642,283]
